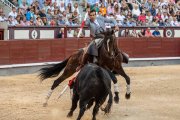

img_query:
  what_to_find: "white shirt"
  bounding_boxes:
[132,9,141,16]
[9,11,17,20]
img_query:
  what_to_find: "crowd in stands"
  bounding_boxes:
[0,0,180,37]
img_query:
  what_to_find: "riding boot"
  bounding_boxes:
[76,53,89,71]
[122,52,129,64]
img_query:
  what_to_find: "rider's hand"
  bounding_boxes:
[115,25,119,32]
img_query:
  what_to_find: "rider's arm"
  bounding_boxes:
[99,16,119,31]
[99,16,117,26]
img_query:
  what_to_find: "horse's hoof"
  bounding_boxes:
[125,92,131,99]
[43,103,48,107]
[114,96,119,104]
[104,104,111,114]
[67,112,73,117]
[92,117,96,120]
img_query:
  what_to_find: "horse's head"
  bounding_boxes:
[100,28,117,55]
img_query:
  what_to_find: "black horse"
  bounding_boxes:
[67,63,113,120]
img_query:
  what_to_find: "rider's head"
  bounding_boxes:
[89,9,96,22]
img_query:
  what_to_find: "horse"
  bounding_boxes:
[39,29,131,106]
[67,63,113,120]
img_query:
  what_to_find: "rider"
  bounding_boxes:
[76,9,120,71]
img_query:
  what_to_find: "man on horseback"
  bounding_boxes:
[76,9,128,71]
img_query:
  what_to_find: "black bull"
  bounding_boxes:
[67,63,113,120]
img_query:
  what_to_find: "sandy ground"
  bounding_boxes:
[0,65,180,120]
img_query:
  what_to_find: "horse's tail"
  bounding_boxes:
[39,58,69,81]
[96,67,113,113]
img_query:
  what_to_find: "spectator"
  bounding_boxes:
[145,27,153,37]
[66,3,73,13]
[58,15,65,25]
[116,18,123,26]
[50,16,57,26]
[114,3,120,15]
[122,18,128,26]
[139,3,147,13]
[144,0,153,10]
[41,17,48,26]
[138,29,146,37]
[9,7,17,20]
[38,0,45,10]
[72,10,81,23]
[170,17,180,26]
[8,15,17,26]
[138,11,146,23]
[53,9,59,18]
[146,11,153,23]
[94,2,100,13]
[150,4,157,16]
[100,3,107,16]
[29,18,35,26]
[168,5,176,16]
[127,18,136,27]
[131,29,139,37]
[115,12,125,22]
[152,17,159,26]
[0,10,7,22]
[72,3,80,14]
[126,11,133,19]
[159,19,165,26]
[59,2,65,13]
[132,4,141,18]
[73,28,84,38]
[156,11,162,20]
[123,28,131,37]
[26,8,32,21]
[46,9,53,21]
[164,19,171,26]
[107,3,114,15]
[19,16,28,26]
[175,11,180,22]
[19,2,28,14]
[39,8,46,18]
[161,11,169,21]
[27,0,34,7]
[17,8,24,18]
[158,0,168,8]
[57,28,64,38]
[152,27,161,37]
[35,16,44,26]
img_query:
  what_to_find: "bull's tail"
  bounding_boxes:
[39,58,69,81]
[96,67,113,113]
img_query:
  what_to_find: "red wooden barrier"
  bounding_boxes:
[0,38,179,65]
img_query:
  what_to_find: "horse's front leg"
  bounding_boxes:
[117,66,131,99]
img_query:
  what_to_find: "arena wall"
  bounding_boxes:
[0,37,179,65]
[0,37,180,75]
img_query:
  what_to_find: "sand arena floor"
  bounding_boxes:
[0,65,180,120]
